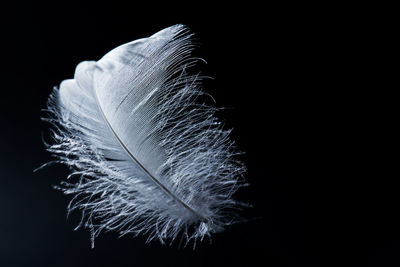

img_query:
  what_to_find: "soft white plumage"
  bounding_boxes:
[44,24,246,247]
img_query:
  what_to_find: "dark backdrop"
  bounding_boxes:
[1,2,397,267]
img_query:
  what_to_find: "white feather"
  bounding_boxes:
[44,24,246,247]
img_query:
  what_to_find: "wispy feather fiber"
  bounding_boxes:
[43,25,246,247]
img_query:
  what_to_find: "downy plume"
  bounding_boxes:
[42,24,246,247]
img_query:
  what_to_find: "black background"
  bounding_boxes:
[1,2,398,267]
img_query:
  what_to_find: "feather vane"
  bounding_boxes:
[44,25,246,247]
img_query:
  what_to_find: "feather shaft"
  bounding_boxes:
[93,86,208,223]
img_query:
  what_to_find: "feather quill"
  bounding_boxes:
[43,24,246,247]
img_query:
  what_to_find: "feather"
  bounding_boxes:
[42,24,246,247]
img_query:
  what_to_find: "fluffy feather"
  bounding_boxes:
[43,24,246,247]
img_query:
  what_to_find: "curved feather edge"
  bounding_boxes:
[43,24,247,248]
